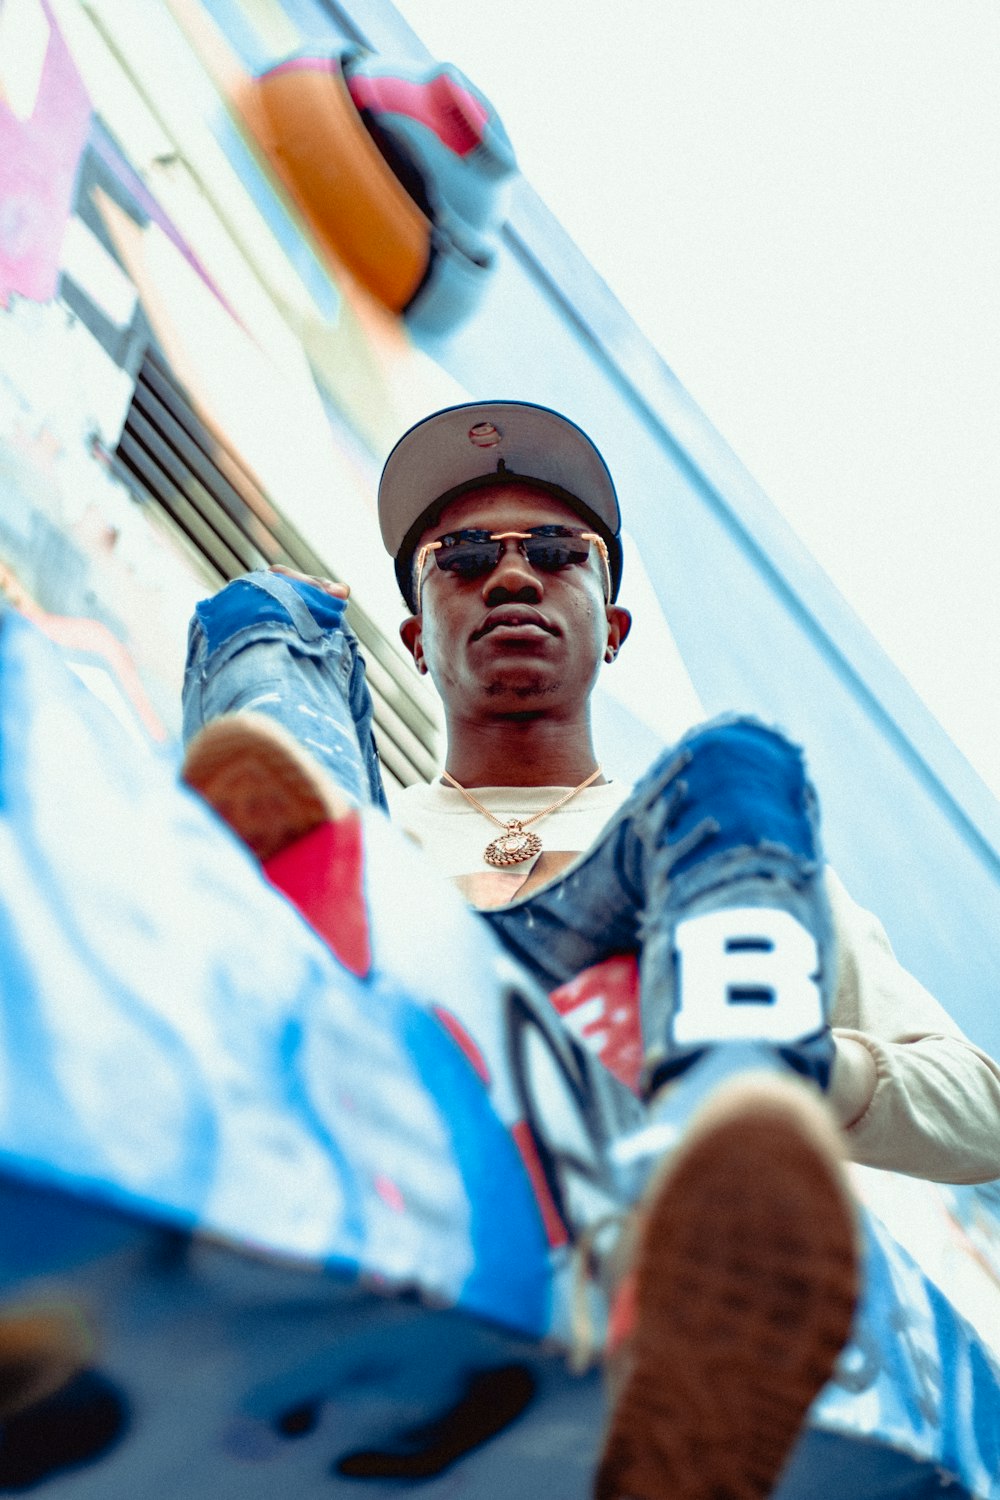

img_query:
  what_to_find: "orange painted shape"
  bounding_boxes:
[243,63,430,312]
[263,816,371,978]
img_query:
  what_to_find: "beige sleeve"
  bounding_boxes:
[826,867,1000,1183]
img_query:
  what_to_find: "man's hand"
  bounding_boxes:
[268,565,350,600]
[829,1034,878,1129]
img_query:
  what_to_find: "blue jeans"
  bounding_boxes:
[182,571,388,813]
[183,573,835,1097]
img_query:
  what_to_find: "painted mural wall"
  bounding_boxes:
[0,0,706,787]
[2,0,1000,1422]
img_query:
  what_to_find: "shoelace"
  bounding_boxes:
[568,1211,629,1375]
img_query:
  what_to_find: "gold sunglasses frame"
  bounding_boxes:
[413,529,611,612]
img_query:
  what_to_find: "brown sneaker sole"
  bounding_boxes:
[182,712,350,862]
[595,1073,859,1500]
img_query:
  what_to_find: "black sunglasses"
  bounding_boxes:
[414,526,611,609]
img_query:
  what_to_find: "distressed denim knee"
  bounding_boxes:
[635,716,835,1095]
[483,717,835,1095]
[182,571,388,811]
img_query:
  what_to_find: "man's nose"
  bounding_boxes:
[482,540,543,604]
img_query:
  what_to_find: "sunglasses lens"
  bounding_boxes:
[435,542,501,580]
[523,539,591,572]
[430,531,597,587]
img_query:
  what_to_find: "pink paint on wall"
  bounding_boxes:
[0,3,91,306]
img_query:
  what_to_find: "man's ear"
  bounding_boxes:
[604,605,632,663]
[399,613,427,674]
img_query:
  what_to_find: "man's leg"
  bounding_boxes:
[181,570,388,813]
[180,571,389,860]
[484,715,835,1098]
[487,718,858,1500]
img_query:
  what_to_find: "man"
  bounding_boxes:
[181,400,1000,1500]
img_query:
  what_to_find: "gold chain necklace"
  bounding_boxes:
[441,767,603,868]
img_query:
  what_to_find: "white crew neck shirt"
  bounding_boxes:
[394,779,631,909]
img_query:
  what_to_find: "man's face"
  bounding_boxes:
[399,481,630,722]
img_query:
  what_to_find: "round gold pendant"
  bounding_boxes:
[484,826,543,868]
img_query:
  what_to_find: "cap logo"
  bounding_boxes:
[468,421,502,448]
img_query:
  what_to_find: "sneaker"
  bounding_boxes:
[595,1072,858,1500]
[181,712,351,862]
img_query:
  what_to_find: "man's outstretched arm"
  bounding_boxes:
[827,867,1000,1183]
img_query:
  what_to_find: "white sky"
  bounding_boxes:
[398,0,1000,799]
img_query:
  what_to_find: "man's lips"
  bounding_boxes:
[471,608,556,642]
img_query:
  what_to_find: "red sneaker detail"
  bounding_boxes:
[264,817,371,978]
[549,954,642,1093]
